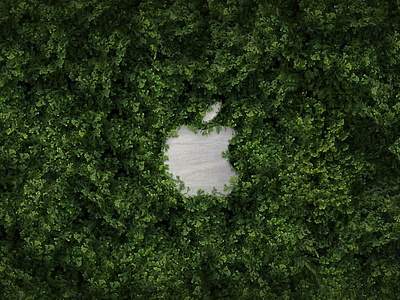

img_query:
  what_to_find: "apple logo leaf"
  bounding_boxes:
[164,102,238,196]
[202,102,221,123]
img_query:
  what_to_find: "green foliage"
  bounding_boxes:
[1,0,400,298]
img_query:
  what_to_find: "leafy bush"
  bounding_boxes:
[1,0,400,299]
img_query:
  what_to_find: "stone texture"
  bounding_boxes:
[164,126,237,196]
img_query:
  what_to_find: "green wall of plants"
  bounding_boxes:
[1,0,400,298]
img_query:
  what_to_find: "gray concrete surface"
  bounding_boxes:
[164,103,238,196]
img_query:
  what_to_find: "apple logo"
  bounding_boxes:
[163,102,238,196]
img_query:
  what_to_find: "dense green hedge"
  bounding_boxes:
[1,0,400,298]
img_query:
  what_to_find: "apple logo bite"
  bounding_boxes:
[164,102,237,196]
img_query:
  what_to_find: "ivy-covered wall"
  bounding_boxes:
[1,0,400,298]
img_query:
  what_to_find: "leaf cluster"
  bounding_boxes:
[1,0,400,299]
